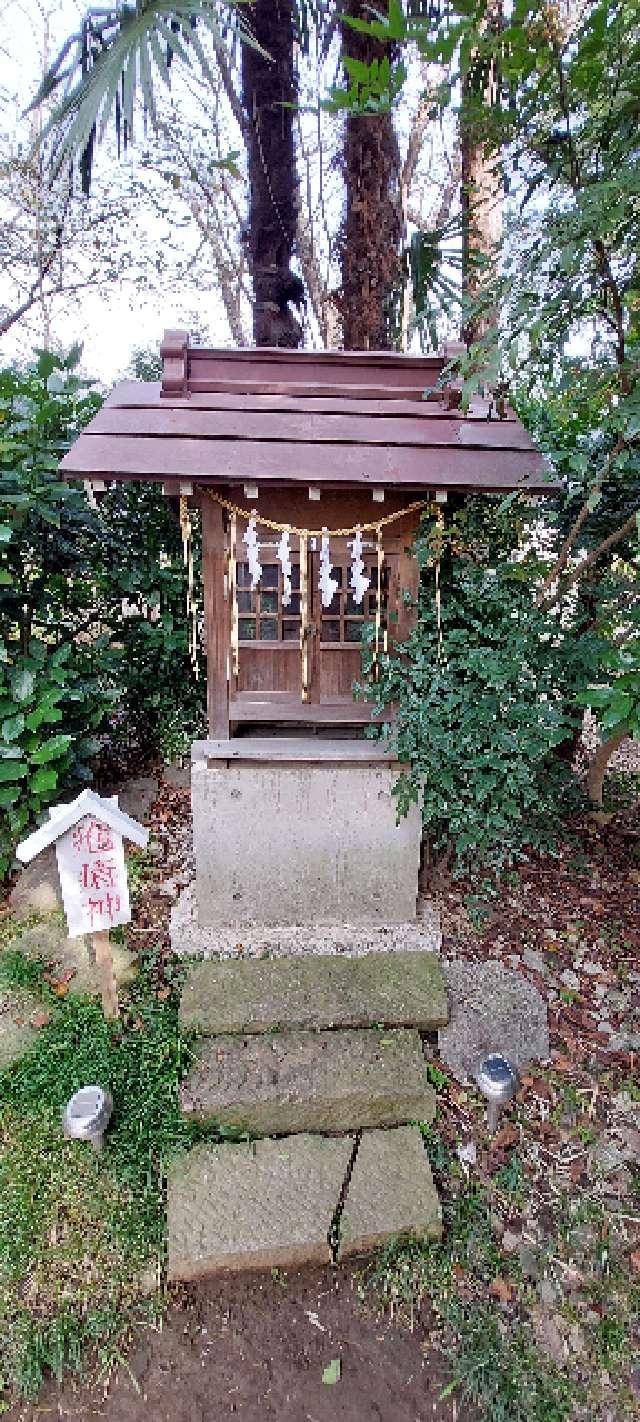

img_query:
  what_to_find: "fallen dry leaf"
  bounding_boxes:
[492,1123,519,1151]
[30,1010,51,1029]
[488,1276,514,1305]
[629,1250,640,1276]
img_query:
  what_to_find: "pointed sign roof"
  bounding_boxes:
[16,789,149,864]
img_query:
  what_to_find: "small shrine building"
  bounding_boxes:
[60,334,551,931]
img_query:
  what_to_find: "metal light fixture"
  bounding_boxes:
[62,1085,113,1154]
[474,1053,519,1134]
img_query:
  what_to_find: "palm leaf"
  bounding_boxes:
[30,1,258,185]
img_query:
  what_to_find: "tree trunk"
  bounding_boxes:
[586,730,627,806]
[241,0,303,347]
[460,0,503,344]
[340,1,402,350]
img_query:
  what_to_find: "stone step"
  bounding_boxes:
[180,1028,436,1136]
[179,950,448,1036]
[167,1134,353,1280]
[339,1126,441,1257]
[166,1126,441,1281]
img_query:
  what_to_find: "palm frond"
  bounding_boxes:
[31,1,258,189]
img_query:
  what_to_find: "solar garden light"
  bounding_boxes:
[474,1054,519,1134]
[62,1086,113,1154]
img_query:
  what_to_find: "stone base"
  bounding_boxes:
[170,884,442,960]
[191,745,421,928]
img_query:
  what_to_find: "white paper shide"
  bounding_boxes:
[319,529,339,609]
[349,526,370,604]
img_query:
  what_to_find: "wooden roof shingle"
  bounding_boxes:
[60,332,555,494]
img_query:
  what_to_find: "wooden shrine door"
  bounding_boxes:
[233,536,388,710]
[308,537,388,705]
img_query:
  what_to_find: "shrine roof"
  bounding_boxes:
[60,332,556,494]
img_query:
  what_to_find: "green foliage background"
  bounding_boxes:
[0,350,204,877]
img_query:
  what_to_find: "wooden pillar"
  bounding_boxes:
[202,495,230,739]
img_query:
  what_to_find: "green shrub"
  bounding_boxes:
[362,507,598,876]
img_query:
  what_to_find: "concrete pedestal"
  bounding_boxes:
[191,739,421,928]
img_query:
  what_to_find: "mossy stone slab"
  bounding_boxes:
[180,1027,436,1136]
[179,951,448,1036]
[167,1134,353,1280]
[338,1126,442,1258]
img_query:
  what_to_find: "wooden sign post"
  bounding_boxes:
[16,790,149,1021]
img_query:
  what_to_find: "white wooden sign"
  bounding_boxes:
[55,814,131,939]
[16,790,150,1020]
[17,789,149,943]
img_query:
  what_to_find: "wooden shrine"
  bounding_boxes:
[61,332,550,744]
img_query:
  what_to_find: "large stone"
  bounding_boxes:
[180,1028,436,1136]
[179,951,448,1036]
[6,916,137,997]
[191,750,421,927]
[167,1134,353,1280]
[438,958,549,1084]
[8,845,61,919]
[338,1126,441,1258]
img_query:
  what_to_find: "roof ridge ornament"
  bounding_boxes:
[160,328,190,399]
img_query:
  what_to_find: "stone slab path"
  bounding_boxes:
[169,947,447,1277]
[180,951,448,1035]
[167,1126,441,1281]
[167,1134,354,1279]
[339,1126,441,1257]
[180,1027,436,1136]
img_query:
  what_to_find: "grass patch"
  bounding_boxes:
[0,946,201,1400]
[359,1193,572,1422]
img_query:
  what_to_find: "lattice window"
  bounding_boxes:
[237,561,301,642]
[320,563,387,645]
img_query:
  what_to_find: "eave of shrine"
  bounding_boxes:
[59,333,558,496]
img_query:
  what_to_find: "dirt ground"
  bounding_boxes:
[7,1265,463,1422]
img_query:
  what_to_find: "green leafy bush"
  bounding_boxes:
[0,349,204,876]
[363,509,597,876]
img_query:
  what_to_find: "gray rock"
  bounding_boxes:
[438,959,549,1084]
[531,1309,566,1364]
[560,969,580,992]
[117,775,159,823]
[523,948,547,975]
[538,1278,560,1307]
[593,1136,626,1175]
[8,845,61,919]
[518,1244,541,1280]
